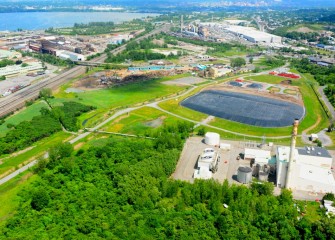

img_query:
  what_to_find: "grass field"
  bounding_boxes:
[246,74,288,84]
[209,47,259,57]
[0,132,72,178]
[102,107,181,135]
[54,74,190,106]
[51,75,189,128]
[287,24,324,32]
[0,101,48,137]
[0,172,37,226]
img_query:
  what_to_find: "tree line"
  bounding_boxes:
[291,58,335,85]
[0,100,94,155]
[105,38,181,63]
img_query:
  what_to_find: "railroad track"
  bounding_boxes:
[0,24,171,117]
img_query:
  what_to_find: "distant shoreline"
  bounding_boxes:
[0,12,159,31]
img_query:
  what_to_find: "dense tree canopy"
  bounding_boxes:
[0,101,94,155]
[230,57,246,68]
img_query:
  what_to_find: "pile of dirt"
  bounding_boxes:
[280,80,292,85]
[75,70,175,90]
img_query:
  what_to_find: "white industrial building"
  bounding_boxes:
[0,61,44,78]
[244,148,271,165]
[193,148,219,180]
[109,34,133,45]
[56,50,85,61]
[276,146,335,193]
[225,26,282,44]
[209,67,232,78]
[276,120,335,194]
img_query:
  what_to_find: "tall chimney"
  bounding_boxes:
[286,119,299,188]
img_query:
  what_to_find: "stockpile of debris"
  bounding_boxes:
[99,70,174,87]
[76,70,177,89]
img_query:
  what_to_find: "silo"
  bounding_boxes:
[258,171,269,181]
[205,132,220,146]
[237,166,252,184]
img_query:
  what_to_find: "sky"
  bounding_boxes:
[1,0,335,7]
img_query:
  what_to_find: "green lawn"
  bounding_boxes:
[287,24,324,32]
[53,75,188,110]
[102,107,181,135]
[51,75,189,128]
[0,132,72,177]
[0,172,38,226]
[0,101,48,137]
[245,74,288,84]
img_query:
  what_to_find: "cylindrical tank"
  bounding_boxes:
[258,171,269,181]
[237,166,252,184]
[205,132,220,146]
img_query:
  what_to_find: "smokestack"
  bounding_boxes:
[285,119,299,188]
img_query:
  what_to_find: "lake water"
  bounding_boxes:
[0,12,159,31]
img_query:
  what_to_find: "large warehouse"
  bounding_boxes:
[225,26,282,44]
[276,146,335,193]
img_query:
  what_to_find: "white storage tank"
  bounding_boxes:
[205,132,220,146]
[237,166,252,184]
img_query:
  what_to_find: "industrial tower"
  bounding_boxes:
[285,119,299,189]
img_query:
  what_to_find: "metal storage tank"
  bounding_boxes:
[205,132,220,146]
[258,171,269,181]
[237,166,252,184]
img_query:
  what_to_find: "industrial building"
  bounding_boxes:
[194,148,219,179]
[276,120,335,194]
[57,50,85,61]
[109,34,133,45]
[244,148,274,182]
[225,26,282,44]
[208,67,232,78]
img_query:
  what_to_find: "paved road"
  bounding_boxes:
[0,160,37,185]
[319,86,335,120]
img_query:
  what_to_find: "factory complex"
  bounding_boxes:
[180,17,282,46]
[225,26,282,44]
[174,120,335,199]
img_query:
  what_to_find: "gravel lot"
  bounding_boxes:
[163,76,206,86]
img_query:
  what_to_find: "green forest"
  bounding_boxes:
[0,101,94,156]
[291,58,335,85]
[105,38,180,63]
[1,122,334,239]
